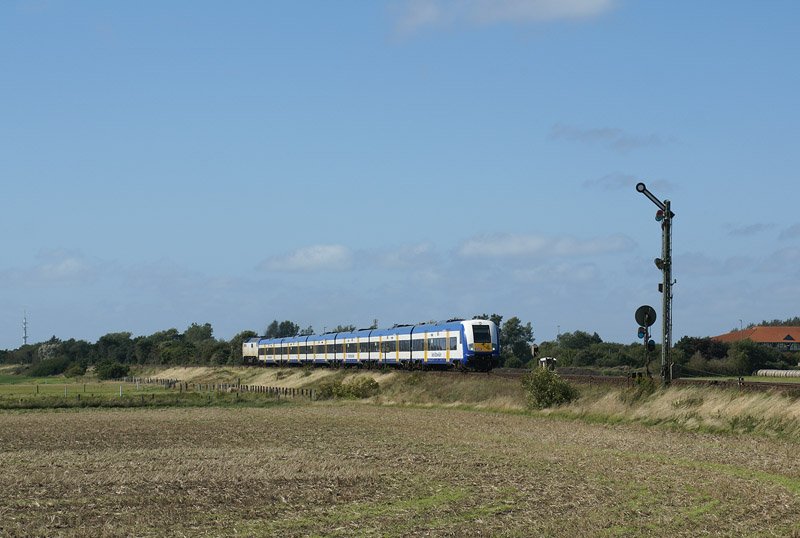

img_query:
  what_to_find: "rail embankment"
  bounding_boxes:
[5,365,800,440]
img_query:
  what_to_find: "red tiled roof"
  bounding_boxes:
[712,326,800,344]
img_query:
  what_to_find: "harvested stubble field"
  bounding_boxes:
[2,404,800,537]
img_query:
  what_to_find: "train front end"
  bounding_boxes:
[461,320,500,371]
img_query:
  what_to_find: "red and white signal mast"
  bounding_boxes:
[636,182,674,386]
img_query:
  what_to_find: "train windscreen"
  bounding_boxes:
[472,324,492,343]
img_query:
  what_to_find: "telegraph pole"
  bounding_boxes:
[635,183,674,386]
[23,310,29,346]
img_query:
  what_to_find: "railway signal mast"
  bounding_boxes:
[635,182,675,386]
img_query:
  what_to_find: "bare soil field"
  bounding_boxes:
[1,403,800,537]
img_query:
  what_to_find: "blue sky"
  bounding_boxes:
[2,0,799,349]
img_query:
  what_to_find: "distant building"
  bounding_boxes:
[712,327,800,352]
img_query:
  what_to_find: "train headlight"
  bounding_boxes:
[468,344,474,351]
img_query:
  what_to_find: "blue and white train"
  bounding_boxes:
[242,319,500,371]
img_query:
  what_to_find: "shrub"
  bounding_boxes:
[64,362,87,378]
[315,378,340,400]
[95,360,130,380]
[343,377,380,398]
[316,376,381,400]
[28,357,72,377]
[503,355,523,369]
[522,368,579,409]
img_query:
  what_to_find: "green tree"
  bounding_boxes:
[558,330,602,350]
[265,320,300,338]
[158,340,196,364]
[184,322,213,344]
[754,317,800,328]
[95,332,134,363]
[473,313,503,327]
[726,340,782,375]
[229,330,258,365]
[674,336,728,362]
[500,317,535,366]
[133,329,179,364]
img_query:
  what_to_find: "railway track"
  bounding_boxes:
[453,369,800,393]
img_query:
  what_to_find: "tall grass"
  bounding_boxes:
[553,382,800,439]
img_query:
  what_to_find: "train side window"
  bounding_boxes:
[412,339,424,352]
[450,337,457,350]
[399,339,411,352]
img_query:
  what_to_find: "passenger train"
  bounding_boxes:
[242,319,500,371]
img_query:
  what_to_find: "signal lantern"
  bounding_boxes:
[647,339,656,352]
[655,209,665,222]
[637,327,646,339]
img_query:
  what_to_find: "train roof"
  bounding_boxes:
[255,320,473,345]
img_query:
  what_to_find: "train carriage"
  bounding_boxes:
[243,318,499,371]
[305,333,331,365]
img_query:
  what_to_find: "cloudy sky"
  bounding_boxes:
[2,1,799,349]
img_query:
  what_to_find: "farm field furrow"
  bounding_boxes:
[1,404,799,537]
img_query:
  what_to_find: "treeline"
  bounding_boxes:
[749,317,800,328]
[536,331,800,376]
[3,315,798,378]
[0,323,259,379]
[0,315,538,376]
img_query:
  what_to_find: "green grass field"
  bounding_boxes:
[0,380,155,396]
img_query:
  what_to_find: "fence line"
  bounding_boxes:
[120,376,316,400]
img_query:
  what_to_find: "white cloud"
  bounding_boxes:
[677,252,754,277]
[727,222,775,237]
[258,245,353,272]
[375,242,436,269]
[583,174,680,195]
[0,249,100,287]
[513,262,598,284]
[458,233,634,258]
[468,0,615,23]
[37,250,90,280]
[757,247,800,274]
[395,0,615,33]
[551,123,673,153]
[779,223,800,240]
[583,173,637,191]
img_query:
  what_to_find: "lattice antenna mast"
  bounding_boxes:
[23,310,29,346]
